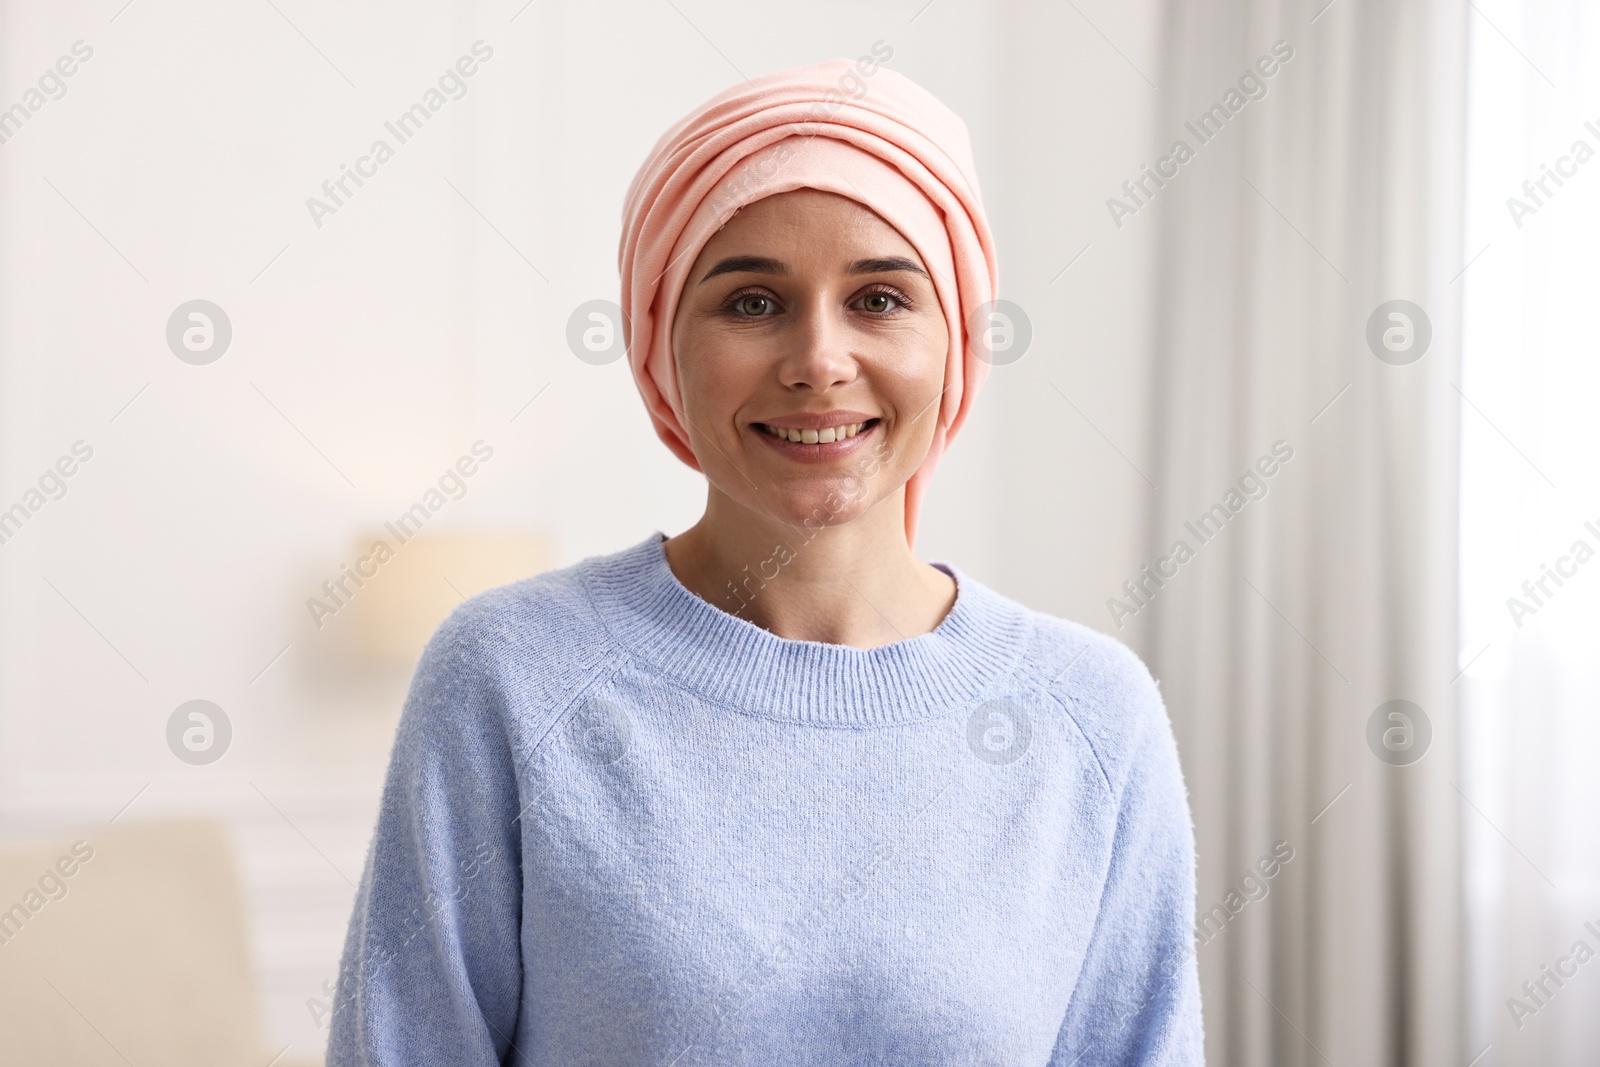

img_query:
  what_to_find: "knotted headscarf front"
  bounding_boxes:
[618,55,998,549]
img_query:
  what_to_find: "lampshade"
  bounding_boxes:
[339,529,550,669]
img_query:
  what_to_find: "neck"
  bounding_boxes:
[662,486,956,648]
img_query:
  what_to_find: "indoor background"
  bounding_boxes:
[0,0,1594,1064]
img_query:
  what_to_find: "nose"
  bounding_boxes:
[777,298,858,393]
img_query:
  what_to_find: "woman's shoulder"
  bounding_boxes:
[396,551,624,754]
[1025,609,1160,698]
[1011,603,1173,791]
[415,550,614,681]
[962,569,1160,708]
[448,550,627,652]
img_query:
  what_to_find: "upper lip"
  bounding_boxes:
[754,410,878,430]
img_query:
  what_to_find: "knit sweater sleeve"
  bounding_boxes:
[1047,642,1205,1066]
[326,605,525,1066]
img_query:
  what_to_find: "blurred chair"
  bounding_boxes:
[0,818,322,1066]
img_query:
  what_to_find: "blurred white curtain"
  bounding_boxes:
[1459,0,1600,1063]
[1138,1,1467,1064]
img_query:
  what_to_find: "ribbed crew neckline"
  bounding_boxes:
[579,531,1032,727]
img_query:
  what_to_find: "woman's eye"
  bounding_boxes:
[734,293,773,316]
[859,290,902,313]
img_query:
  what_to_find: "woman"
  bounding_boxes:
[328,56,1203,1066]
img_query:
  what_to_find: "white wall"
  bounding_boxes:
[0,0,1161,1056]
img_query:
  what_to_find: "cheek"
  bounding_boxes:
[876,331,948,477]
[672,317,718,412]
[900,305,950,375]
[673,324,767,457]
[882,317,951,418]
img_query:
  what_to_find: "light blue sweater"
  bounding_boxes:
[327,531,1203,1065]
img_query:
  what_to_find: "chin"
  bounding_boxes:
[758,482,876,534]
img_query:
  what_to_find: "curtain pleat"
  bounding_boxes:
[1140,2,1468,1063]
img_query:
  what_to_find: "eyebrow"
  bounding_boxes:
[698,255,929,282]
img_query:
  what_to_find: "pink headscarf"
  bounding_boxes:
[618,55,998,549]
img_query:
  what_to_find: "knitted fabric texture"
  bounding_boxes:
[327,532,1204,1065]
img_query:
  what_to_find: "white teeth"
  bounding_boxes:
[763,422,867,443]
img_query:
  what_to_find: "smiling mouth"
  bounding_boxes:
[754,418,880,444]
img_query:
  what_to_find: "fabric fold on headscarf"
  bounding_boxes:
[618,56,998,549]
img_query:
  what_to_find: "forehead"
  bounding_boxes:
[696,188,922,266]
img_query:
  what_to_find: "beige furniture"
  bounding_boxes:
[0,817,322,1066]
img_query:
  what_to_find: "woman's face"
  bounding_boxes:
[671,187,950,532]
